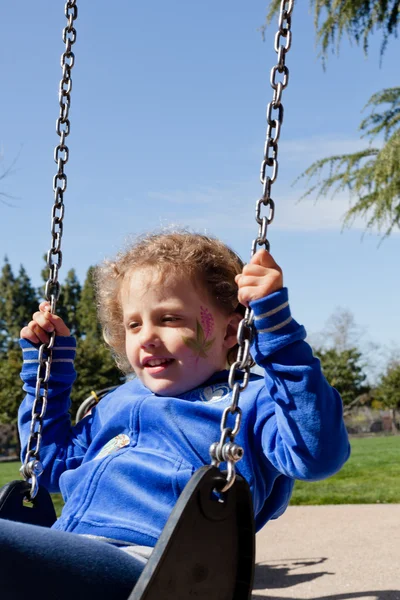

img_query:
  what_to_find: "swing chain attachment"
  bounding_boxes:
[210,0,294,493]
[210,307,254,493]
[20,1,78,501]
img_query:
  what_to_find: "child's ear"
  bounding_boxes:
[224,312,242,349]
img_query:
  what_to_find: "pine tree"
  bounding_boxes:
[72,266,122,419]
[0,260,122,425]
[0,260,37,424]
[12,265,39,344]
[0,257,16,351]
[39,255,82,336]
[76,267,102,340]
[314,346,370,407]
[0,260,38,350]
[56,269,82,337]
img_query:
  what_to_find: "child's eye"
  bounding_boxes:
[162,316,180,324]
[128,322,140,330]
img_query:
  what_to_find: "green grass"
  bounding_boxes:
[291,435,400,505]
[1,436,400,511]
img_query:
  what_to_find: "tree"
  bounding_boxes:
[264,1,400,236]
[0,346,24,425]
[0,261,122,427]
[374,360,400,433]
[265,1,400,60]
[72,266,122,418]
[38,264,122,418]
[0,258,15,351]
[311,308,370,409]
[0,261,37,425]
[40,257,82,336]
[298,88,400,236]
[76,267,102,341]
[12,265,39,344]
[0,260,38,350]
[56,269,82,337]
[320,308,365,352]
[315,346,369,408]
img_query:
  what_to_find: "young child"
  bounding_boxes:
[3,231,349,599]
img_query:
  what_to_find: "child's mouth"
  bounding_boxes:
[143,358,174,374]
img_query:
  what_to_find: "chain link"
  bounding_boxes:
[20,1,78,500]
[210,0,294,492]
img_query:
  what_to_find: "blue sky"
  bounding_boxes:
[0,1,399,376]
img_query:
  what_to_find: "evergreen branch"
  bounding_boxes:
[262,1,399,62]
[360,87,400,141]
[296,149,379,198]
[296,129,400,236]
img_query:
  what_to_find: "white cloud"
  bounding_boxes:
[147,133,395,235]
[281,135,378,164]
[147,183,383,234]
[270,190,361,231]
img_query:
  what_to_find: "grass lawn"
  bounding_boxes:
[291,434,400,505]
[1,435,399,514]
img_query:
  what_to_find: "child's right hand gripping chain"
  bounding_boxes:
[235,248,283,307]
[20,301,71,344]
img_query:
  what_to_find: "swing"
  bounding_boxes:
[0,1,295,598]
[75,385,119,422]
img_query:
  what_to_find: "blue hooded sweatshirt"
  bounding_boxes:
[18,288,350,547]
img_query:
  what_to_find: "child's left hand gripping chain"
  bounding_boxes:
[20,301,71,345]
[235,249,283,307]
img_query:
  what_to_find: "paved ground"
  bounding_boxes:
[253,505,400,600]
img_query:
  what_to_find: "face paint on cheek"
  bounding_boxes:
[200,306,214,339]
[182,306,216,360]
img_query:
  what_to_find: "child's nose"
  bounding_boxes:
[139,324,160,348]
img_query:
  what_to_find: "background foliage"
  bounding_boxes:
[0,256,398,438]
[265,1,400,236]
[0,259,122,427]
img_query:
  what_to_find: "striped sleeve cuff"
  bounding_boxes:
[250,287,306,360]
[20,336,77,379]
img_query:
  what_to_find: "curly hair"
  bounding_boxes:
[94,230,245,373]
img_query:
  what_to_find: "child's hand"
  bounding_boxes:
[20,301,71,344]
[235,249,283,307]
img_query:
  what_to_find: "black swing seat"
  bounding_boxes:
[0,480,57,527]
[0,466,255,599]
[129,465,255,600]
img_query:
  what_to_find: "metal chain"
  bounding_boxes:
[20,1,78,500]
[210,0,294,492]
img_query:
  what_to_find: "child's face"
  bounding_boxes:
[121,267,238,396]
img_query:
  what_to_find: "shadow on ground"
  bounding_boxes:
[252,557,400,600]
[253,557,332,589]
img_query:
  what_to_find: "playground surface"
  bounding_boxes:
[252,504,400,600]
